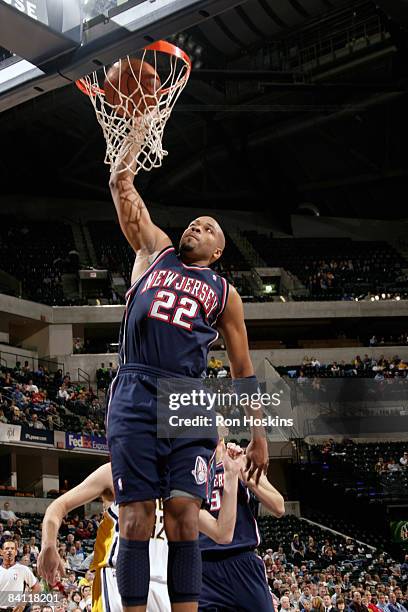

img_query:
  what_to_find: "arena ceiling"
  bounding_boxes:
[0,0,408,228]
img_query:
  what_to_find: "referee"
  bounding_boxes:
[0,539,40,612]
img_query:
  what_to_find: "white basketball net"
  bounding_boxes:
[77,42,191,175]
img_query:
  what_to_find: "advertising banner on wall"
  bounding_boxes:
[20,427,54,445]
[0,422,21,443]
[65,432,108,453]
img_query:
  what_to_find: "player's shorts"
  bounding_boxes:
[147,581,171,612]
[107,363,218,504]
[93,567,122,612]
[199,549,275,612]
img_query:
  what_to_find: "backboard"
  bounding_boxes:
[0,0,247,111]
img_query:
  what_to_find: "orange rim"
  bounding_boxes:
[75,40,191,98]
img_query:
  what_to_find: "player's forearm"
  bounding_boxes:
[41,500,66,546]
[249,481,285,518]
[110,178,148,249]
[211,472,239,543]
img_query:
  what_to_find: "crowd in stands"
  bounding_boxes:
[1,500,407,611]
[95,362,117,392]
[368,335,408,347]
[207,356,230,378]
[278,354,408,379]
[0,217,78,305]
[259,515,408,612]
[0,501,100,610]
[304,441,408,502]
[2,216,408,305]
[0,361,105,443]
[243,235,408,302]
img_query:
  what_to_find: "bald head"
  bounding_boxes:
[179,216,225,265]
[198,216,225,251]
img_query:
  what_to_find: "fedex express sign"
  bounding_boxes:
[66,432,108,453]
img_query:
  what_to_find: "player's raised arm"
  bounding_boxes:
[241,468,285,518]
[198,443,242,544]
[109,144,172,276]
[37,463,114,585]
[217,285,269,484]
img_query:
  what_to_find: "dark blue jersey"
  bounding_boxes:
[119,246,229,377]
[199,461,261,553]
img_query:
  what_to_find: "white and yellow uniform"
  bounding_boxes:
[91,500,170,612]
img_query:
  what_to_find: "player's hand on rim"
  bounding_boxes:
[244,437,269,484]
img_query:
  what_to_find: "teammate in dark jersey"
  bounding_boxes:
[199,438,285,611]
[108,148,269,612]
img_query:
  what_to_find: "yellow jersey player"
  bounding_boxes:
[38,443,243,612]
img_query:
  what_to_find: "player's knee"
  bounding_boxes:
[165,498,200,541]
[119,500,155,540]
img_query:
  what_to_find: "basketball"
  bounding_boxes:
[104,57,161,117]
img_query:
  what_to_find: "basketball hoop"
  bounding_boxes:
[76,40,191,175]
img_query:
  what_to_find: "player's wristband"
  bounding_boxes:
[232,375,260,398]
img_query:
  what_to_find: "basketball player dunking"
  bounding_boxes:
[107,148,269,612]
[37,444,243,612]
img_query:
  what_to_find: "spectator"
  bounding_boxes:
[306,536,318,561]
[272,545,287,564]
[300,586,313,608]
[217,365,228,378]
[366,593,382,612]
[79,584,92,610]
[207,356,222,376]
[388,458,401,473]
[323,595,335,612]
[291,534,306,564]
[58,384,70,403]
[386,593,406,612]
[377,594,388,612]
[399,452,408,467]
[29,413,45,429]
[66,533,75,547]
[25,379,39,393]
[332,585,343,606]
[75,521,91,540]
[65,571,78,593]
[0,501,18,522]
[74,540,85,563]
[375,458,386,474]
[68,591,83,611]
[312,597,324,612]
[349,591,369,612]
[28,536,39,559]
[281,595,296,612]
[78,570,94,588]
[67,545,82,571]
